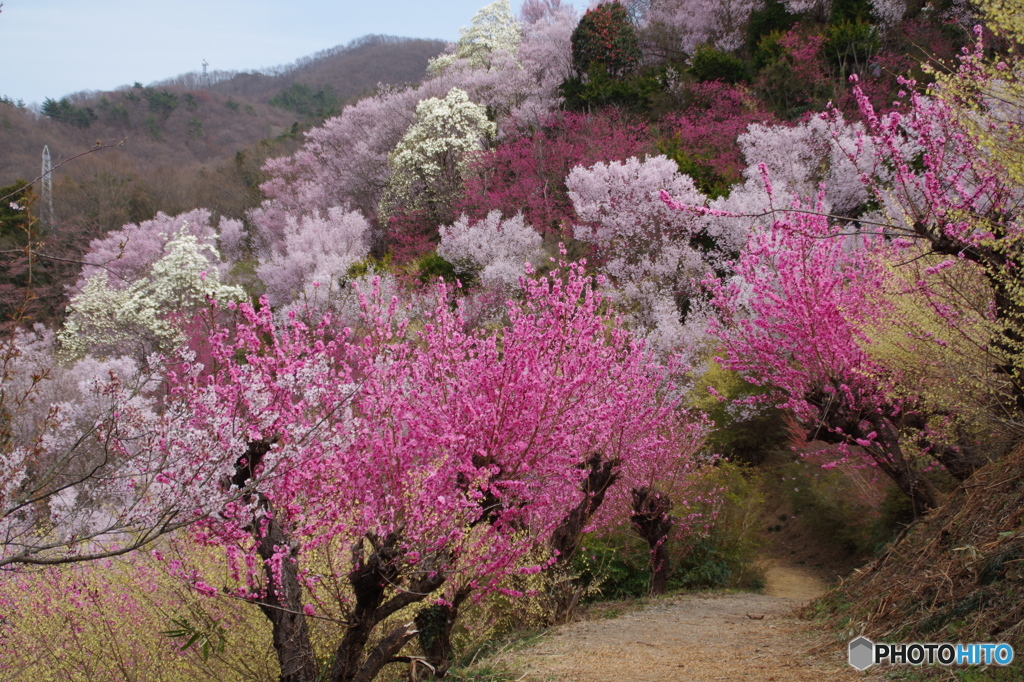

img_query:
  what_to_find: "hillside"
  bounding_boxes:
[0,35,445,228]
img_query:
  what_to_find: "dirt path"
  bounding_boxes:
[493,561,880,681]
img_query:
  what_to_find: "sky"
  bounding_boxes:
[0,0,585,106]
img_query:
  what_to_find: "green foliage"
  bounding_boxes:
[183,93,199,111]
[571,0,641,77]
[225,98,240,112]
[571,534,652,600]
[187,116,204,140]
[161,616,228,661]
[572,463,766,598]
[143,114,163,140]
[688,362,789,464]
[413,252,477,287]
[270,83,343,120]
[345,254,393,281]
[559,65,663,113]
[690,46,750,84]
[753,29,788,72]
[40,96,98,129]
[657,140,733,199]
[672,463,766,590]
[778,457,908,556]
[746,0,797,55]
[0,94,26,109]
[0,180,35,242]
[143,88,179,118]
[829,0,873,24]
[824,20,880,76]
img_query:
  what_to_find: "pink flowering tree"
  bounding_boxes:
[697,197,942,513]
[175,262,707,681]
[256,206,371,311]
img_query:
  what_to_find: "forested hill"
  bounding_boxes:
[0,35,445,230]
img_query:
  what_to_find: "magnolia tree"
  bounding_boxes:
[60,227,245,361]
[175,263,708,681]
[429,0,522,74]
[385,88,496,222]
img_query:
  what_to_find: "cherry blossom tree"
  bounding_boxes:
[256,207,371,311]
[0,322,249,569]
[643,0,763,55]
[437,210,544,292]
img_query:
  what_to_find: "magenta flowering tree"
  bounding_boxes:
[174,261,707,681]
[459,110,653,234]
[699,198,943,513]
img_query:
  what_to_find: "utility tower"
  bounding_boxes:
[40,145,54,228]
[202,59,209,87]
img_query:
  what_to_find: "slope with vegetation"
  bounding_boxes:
[1,0,1022,679]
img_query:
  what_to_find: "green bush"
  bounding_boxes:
[559,66,663,113]
[746,0,797,55]
[824,20,880,77]
[777,457,906,556]
[690,46,749,84]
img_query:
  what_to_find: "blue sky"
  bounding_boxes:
[0,0,584,105]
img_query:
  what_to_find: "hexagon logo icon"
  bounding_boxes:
[849,636,875,670]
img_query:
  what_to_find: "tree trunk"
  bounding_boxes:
[414,586,472,678]
[253,505,320,682]
[549,452,620,565]
[330,536,447,682]
[630,487,674,596]
[236,441,318,682]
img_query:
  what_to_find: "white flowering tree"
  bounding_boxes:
[438,210,544,292]
[429,0,522,74]
[385,88,497,225]
[568,155,718,356]
[257,206,371,311]
[60,226,246,361]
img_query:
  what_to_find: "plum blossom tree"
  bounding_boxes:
[460,110,654,234]
[176,262,708,681]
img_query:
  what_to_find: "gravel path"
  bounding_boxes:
[496,561,880,681]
